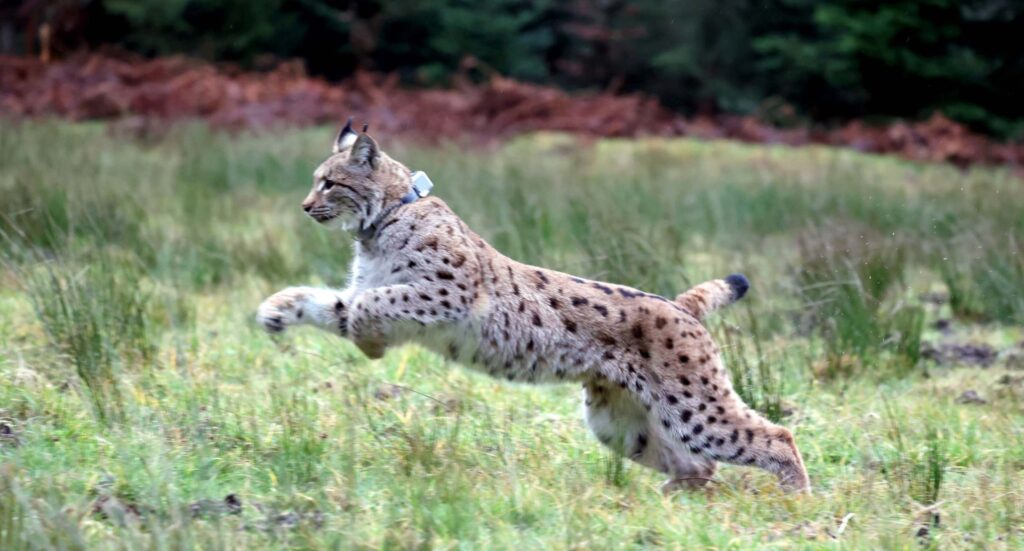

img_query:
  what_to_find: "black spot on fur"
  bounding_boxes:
[621,288,645,298]
[532,312,543,326]
[436,270,454,280]
[681,410,692,422]
[549,297,561,309]
[571,296,588,306]
[563,318,577,332]
[631,433,648,456]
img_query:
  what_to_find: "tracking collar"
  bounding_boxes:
[357,171,434,242]
[403,171,434,203]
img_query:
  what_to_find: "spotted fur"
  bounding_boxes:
[257,126,810,493]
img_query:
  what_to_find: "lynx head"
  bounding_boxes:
[302,119,413,233]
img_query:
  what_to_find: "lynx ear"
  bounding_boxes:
[349,133,379,170]
[333,117,357,154]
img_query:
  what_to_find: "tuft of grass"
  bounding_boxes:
[877,402,949,508]
[22,255,155,423]
[940,231,1024,324]
[720,302,786,423]
[796,225,923,379]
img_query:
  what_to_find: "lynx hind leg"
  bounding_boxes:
[583,381,718,491]
[653,376,810,493]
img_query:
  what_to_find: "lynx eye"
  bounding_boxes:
[321,180,335,191]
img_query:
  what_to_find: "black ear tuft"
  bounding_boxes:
[333,117,357,153]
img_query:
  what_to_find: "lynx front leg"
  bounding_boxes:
[348,283,469,359]
[257,286,352,336]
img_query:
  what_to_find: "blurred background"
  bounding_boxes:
[3,0,1023,163]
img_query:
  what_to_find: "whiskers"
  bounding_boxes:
[307,206,336,223]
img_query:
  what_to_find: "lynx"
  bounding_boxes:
[257,120,810,493]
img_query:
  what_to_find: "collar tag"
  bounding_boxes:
[403,171,434,203]
[366,171,433,241]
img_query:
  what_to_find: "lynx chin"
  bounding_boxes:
[257,120,810,494]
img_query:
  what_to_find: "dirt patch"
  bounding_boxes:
[189,493,243,518]
[244,503,325,532]
[0,421,19,448]
[921,342,999,368]
[2,52,1022,169]
[91,494,149,523]
[955,390,987,405]
[186,492,326,531]
[1003,344,1024,370]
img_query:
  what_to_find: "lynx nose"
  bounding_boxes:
[302,201,314,213]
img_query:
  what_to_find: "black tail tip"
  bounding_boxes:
[725,273,750,301]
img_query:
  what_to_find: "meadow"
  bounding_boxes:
[1,121,1022,549]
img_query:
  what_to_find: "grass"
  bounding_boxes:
[1,121,1023,549]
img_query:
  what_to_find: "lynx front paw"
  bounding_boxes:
[257,288,308,334]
